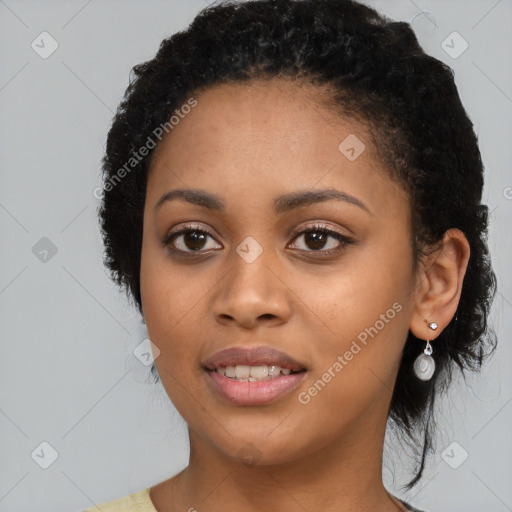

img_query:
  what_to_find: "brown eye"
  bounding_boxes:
[301,231,332,250]
[178,230,208,251]
[289,223,354,255]
[163,225,222,254]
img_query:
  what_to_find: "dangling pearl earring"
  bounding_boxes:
[413,320,438,381]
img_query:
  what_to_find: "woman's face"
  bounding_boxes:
[140,79,418,466]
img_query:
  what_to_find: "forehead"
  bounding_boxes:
[146,79,407,217]
[148,78,377,170]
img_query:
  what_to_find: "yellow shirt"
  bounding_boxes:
[83,487,157,511]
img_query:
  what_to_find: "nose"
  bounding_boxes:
[212,243,292,329]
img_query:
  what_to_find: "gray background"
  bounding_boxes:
[0,1,510,511]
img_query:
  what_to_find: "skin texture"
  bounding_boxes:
[139,79,470,512]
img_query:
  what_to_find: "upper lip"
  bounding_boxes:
[203,346,307,372]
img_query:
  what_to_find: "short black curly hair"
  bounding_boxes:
[98,0,497,490]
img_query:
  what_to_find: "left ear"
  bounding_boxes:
[409,228,470,340]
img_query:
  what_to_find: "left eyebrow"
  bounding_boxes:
[154,187,372,215]
[273,188,372,215]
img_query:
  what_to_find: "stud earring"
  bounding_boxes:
[413,320,438,381]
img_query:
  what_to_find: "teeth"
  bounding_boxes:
[249,365,268,379]
[235,365,250,379]
[215,364,297,380]
[268,365,280,377]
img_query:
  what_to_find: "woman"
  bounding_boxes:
[85,0,496,510]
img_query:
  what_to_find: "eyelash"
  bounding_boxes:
[162,222,355,259]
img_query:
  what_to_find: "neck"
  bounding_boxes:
[151,403,404,512]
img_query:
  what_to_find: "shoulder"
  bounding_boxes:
[82,487,156,512]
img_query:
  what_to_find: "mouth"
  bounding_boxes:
[203,346,308,406]
[203,345,307,372]
[208,364,305,381]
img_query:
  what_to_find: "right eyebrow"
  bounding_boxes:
[154,189,226,212]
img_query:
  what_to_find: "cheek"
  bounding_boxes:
[141,236,197,329]
[294,237,412,335]
[140,244,222,385]
[140,255,204,406]
[292,234,414,390]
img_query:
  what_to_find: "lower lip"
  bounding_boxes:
[206,370,307,406]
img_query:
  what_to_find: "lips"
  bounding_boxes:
[203,345,307,372]
[203,346,308,406]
